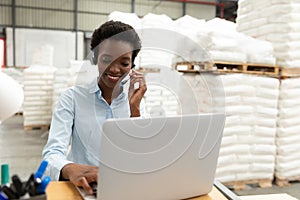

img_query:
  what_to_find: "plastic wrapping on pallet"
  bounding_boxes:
[237,0,300,68]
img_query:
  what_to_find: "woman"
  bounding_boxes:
[42,20,147,194]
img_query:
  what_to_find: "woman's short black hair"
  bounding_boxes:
[90,20,141,67]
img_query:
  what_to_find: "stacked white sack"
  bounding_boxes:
[205,18,275,65]
[172,16,275,65]
[140,13,176,69]
[180,73,225,114]
[143,69,180,117]
[205,18,247,63]
[143,68,221,117]
[173,15,211,64]
[52,67,72,111]
[277,77,300,179]
[23,65,56,126]
[144,84,178,117]
[215,74,278,183]
[236,0,300,68]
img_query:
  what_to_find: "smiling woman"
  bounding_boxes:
[42,20,147,196]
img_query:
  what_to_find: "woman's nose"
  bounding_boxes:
[108,62,121,72]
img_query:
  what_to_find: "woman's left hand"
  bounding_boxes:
[128,69,147,117]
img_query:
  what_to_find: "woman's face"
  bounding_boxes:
[97,39,133,90]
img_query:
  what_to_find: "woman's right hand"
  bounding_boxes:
[61,163,99,195]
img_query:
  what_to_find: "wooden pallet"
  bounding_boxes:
[213,61,279,77]
[137,67,160,73]
[276,176,300,187]
[280,67,300,78]
[174,61,279,76]
[24,124,50,131]
[174,61,215,73]
[223,179,272,190]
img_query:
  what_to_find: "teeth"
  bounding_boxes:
[107,74,120,80]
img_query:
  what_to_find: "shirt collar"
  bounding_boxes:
[88,78,127,101]
[89,78,100,94]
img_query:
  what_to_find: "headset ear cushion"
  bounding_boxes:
[93,56,97,65]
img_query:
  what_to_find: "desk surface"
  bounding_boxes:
[46,182,229,200]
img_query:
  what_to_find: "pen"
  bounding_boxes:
[37,176,51,194]
[0,192,8,200]
[34,160,48,179]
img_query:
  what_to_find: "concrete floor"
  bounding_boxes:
[0,115,299,199]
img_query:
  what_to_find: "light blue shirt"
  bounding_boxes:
[42,78,145,181]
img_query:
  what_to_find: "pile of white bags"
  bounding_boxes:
[174,16,275,65]
[215,74,279,182]
[277,78,300,179]
[52,67,72,111]
[108,11,276,68]
[140,13,176,69]
[23,65,56,126]
[144,84,178,117]
[236,0,300,68]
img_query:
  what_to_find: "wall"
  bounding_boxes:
[1,0,216,66]
[0,0,217,31]
[6,28,84,67]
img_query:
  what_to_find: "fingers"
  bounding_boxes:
[73,170,98,195]
[129,70,146,90]
[76,177,93,195]
[66,164,99,195]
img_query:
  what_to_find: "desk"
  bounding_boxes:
[46,181,236,200]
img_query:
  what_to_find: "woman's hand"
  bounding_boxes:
[61,163,98,195]
[128,69,147,117]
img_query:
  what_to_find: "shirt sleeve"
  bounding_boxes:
[42,88,75,181]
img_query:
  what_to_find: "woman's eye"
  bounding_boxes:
[101,56,112,63]
[121,63,130,67]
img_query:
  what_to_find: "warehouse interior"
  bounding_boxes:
[1,0,300,199]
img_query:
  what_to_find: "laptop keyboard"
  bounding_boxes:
[76,182,97,200]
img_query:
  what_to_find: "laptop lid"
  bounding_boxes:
[98,113,225,200]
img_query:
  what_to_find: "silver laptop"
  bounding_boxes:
[96,113,225,200]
